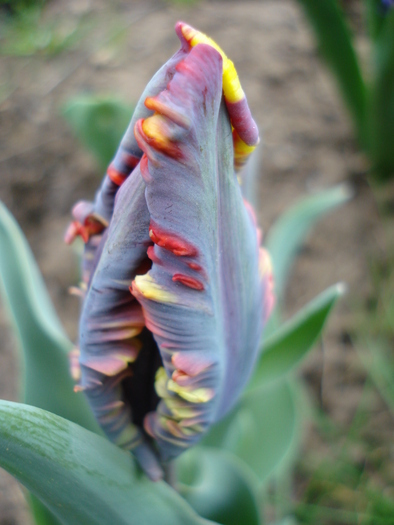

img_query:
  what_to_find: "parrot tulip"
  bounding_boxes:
[66,22,274,481]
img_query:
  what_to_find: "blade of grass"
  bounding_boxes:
[295,0,367,145]
[251,283,345,385]
[368,10,394,181]
[266,184,352,304]
[363,0,387,39]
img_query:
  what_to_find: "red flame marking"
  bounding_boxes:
[172,273,204,291]
[107,164,127,186]
[149,222,198,257]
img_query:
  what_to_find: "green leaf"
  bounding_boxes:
[272,519,298,525]
[295,0,367,145]
[369,10,394,182]
[176,448,261,525]
[363,0,386,40]
[62,95,133,170]
[0,202,100,432]
[202,379,300,483]
[0,401,217,525]
[28,495,63,525]
[250,283,345,387]
[266,185,351,304]
[356,338,394,413]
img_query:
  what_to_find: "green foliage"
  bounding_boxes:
[363,0,387,39]
[0,0,46,13]
[203,379,300,483]
[0,401,217,525]
[62,96,133,171]
[251,283,345,386]
[0,202,99,433]
[368,10,394,181]
[28,495,63,525]
[177,448,261,525]
[295,0,367,146]
[0,4,85,56]
[266,184,352,304]
[295,0,394,181]
[211,354,300,489]
[294,397,394,524]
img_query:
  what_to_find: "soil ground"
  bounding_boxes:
[0,1,392,523]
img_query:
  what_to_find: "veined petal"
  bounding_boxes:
[69,22,273,479]
[176,21,260,174]
[66,31,192,245]
[131,43,264,461]
[76,167,166,479]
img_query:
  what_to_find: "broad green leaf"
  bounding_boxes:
[295,0,367,145]
[62,95,133,170]
[369,10,394,182]
[250,283,345,386]
[0,401,217,525]
[176,448,261,525]
[0,202,99,432]
[266,185,351,303]
[202,379,300,483]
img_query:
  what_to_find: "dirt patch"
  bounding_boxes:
[0,0,387,523]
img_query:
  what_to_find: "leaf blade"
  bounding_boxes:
[251,283,345,386]
[0,401,217,525]
[266,185,352,303]
[177,448,261,525]
[202,379,300,483]
[295,0,367,144]
[0,202,100,432]
[368,10,394,181]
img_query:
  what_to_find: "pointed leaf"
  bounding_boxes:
[0,400,217,525]
[295,0,367,144]
[363,0,387,40]
[250,283,345,387]
[0,202,99,432]
[202,379,300,483]
[369,10,394,181]
[266,185,352,303]
[176,448,261,525]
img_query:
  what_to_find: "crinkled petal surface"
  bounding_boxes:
[74,24,267,478]
[131,43,264,460]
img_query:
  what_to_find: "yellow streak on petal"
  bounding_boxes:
[233,124,257,171]
[259,247,273,279]
[154,366,172,399]
[234,133,256,170]
[115,424,142,450]
[134,274,178,304]
[68,347,81,382]
[167,379,215,403]
[180,23,244,104]
[164,398,200,419]
[142,114,171,148]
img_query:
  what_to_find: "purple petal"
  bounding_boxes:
[76,167,165,478]
[131,43,265,460]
